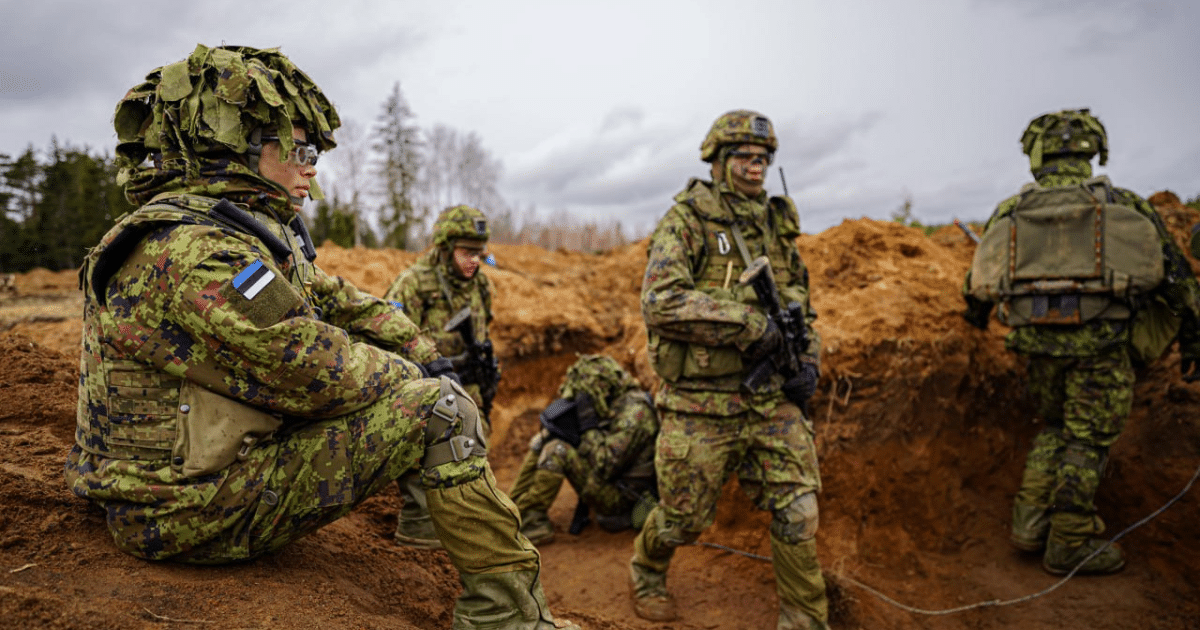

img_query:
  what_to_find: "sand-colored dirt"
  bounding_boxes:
[2,194,1198,629]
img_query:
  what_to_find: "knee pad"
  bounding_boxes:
[421,376,487,470]
[534,438,571,475]
[653,506,701,548]
[770,492,819,543]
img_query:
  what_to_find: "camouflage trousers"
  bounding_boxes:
[509,437,638,518]
[1014,348,1134,538]
[650,400,821,537]
[69,378,528,568]
[632,393,827,626]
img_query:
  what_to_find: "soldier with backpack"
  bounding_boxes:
[963,108,1200,575]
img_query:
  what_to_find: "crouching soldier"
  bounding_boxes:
[508,354,659,544]
[65,44,576,630]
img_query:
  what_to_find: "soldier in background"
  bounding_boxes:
[384,205,500,548]
[65,44,575,630]
[963,108,1200,575]
[631,110,828,629]
[508,354,658,545]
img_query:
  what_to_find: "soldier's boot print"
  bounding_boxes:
[1043,512,1124,575]
[771,535,829,630]
[395,471,441,549]
[1010,502,1051,552]
[628,511,677,622]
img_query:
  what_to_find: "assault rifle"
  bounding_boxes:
[739,256,811,411]
[443,306,500,420]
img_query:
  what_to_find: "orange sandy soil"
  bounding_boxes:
[1,193,1198,629]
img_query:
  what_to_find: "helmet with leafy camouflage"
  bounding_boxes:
[700,110,778,163]
[1020,108,1108,170]
[557,354,640,419]
[112,44,340,190]
[432,205,490,250]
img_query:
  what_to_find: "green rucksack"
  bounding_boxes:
[968,176,1164,327]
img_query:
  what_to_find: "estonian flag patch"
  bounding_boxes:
[232,260,276,300]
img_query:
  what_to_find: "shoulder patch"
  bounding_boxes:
[232,260,276,300]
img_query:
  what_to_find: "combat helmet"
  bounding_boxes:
[432,205,490,250]
[700,110,778,163]
[558,354,639,419]
[1020,108,1108,170]
[112,44,340,194]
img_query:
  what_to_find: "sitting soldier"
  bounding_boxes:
[508,354,659,544]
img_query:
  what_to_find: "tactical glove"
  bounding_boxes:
[782,361,820,407]
[743,318,782,365]
[421,357,463,385]
[1180,316,1200,382]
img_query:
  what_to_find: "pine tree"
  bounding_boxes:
[372,82,423,250]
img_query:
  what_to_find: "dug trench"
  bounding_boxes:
[1,196,1198,629]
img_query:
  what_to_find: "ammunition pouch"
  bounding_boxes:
[647,331,744,383]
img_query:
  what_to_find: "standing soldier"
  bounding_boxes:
[508,354,659,544]
[630,110,828,629]
[963,108,1200,575]
[384,205,501,548]
[65,45,575,629]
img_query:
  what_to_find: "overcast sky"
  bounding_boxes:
[2,0,1197,237]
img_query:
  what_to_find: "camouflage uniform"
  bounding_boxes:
[64,45,572,629]
[963,109,1200,575]
[631,111,828,629]
[383,205,501,548]
[508,355,659,544]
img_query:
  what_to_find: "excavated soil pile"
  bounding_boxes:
[1,195,1198,629]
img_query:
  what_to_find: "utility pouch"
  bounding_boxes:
[172,381,282,478]
[1129,295,1181,364]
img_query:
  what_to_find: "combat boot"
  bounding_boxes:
[520,509,556,545]
[629,524,677,622]
[1010,503,1050,552]
[1042,512,1124,575]
[1043,537,1124,575]
[628,559,677,622]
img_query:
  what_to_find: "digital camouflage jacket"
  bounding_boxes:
[964,159,1200,357]
[66,193,437,554]
[642,178,820,414]
[383,248,496,405]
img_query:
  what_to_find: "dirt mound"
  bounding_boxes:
[2,199,1199,629]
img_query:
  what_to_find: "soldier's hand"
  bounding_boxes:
[743,318,782,365]
[783,361,819,405]
[422,357,463,385]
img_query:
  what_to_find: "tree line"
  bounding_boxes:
[1,82,629,274]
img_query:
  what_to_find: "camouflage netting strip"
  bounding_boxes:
[114,44,340,183]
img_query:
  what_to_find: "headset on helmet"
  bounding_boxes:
[432,205,491,249]
[700,110,778,163]
[1020,108,1108,170]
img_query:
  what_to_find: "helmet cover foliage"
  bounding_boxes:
[112,44,340,185]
